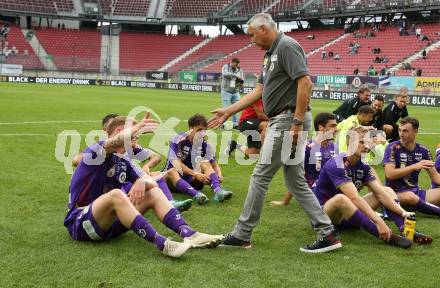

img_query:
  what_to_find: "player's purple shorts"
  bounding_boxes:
[396,188,426,201]
[66,204,128,241]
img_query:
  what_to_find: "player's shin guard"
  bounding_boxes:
[157,177,173,201]
[414,199,440,216]
[163,208,196,238]
[176,179,198,197]
[209,173,221,193]
[131,215,167,251]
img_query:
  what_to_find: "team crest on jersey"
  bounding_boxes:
[356,169,364,179]
[354,180,363,189]
[107,165,116,177]
[118,172,127,183]
[415,153,423,161]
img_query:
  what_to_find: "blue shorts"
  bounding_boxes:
[66,204,128,241]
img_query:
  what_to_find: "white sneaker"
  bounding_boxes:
[183,232,224,248]
[162,239,191,258]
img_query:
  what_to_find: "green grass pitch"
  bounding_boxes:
[1,82,440,287]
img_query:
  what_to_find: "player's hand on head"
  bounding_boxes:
[208,108,229,129]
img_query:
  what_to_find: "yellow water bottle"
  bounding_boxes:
[403,215,416,241]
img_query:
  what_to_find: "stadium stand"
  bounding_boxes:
[98,0,150,16]
[1,25,42,70]
[394,23,440,76]
[201,29,344,73]
[119,33,206,73]
[307,24,440,76]
[35,28,101,72]
[269,0,306,13]
[165,0,232,17]
[0,0,74,13]
[168,35,251,73]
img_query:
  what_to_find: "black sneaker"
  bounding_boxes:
[300,230,342,253]
[224,140,237,156]
[388,234,412,249]
[219,233,251,249]
[413,231,433,245]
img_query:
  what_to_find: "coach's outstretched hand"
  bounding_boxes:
[208,108,230,129]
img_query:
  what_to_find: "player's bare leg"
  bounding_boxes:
[270,192,293,206]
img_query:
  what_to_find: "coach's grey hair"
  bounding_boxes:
[247,13,277,30]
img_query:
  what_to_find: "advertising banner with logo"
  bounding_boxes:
[179,71,197,82]
[197,72,221,82]
[146,71,168,81]
[415,77,440,92]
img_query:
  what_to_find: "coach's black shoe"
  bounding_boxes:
[388,234,412,249]
[300,230,342,253]
[412,231,433,245]
[224,140,237,156]
[219,233,252,249]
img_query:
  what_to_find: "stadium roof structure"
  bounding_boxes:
[0,0,439,25]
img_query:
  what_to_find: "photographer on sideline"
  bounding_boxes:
[221,58,244,130]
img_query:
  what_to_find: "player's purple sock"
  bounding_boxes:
[384,200,405,231]
[162,208,196,238]
[349,210,379,237]
[176,178,198,197]
[414,198,440,216]
[209,173,221,193]
[156,177,173,201]
[130,215,167,251]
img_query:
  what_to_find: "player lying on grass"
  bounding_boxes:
[163,114,233,204]
[225,98,268,159]
[313,126,432,248]
[271,112,338,206]
[72,113,193,212]
[384,117,440,215]
[64,116,223,258]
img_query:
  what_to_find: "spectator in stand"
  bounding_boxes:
[57,23,61,29]
[416,27,422,39]
[416,68,422,76]
[328,51,334,58]
[368,66,377,76]
[422,49,427,60]
[321,50,326,60]
[409,24,416,35]
[306,34,315,40]
[402,62,411,70]
[334,53,341,60]
[380,66,388,76]
[411,68,417,76]
[62,23,65,29]
[353,67,360,75]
